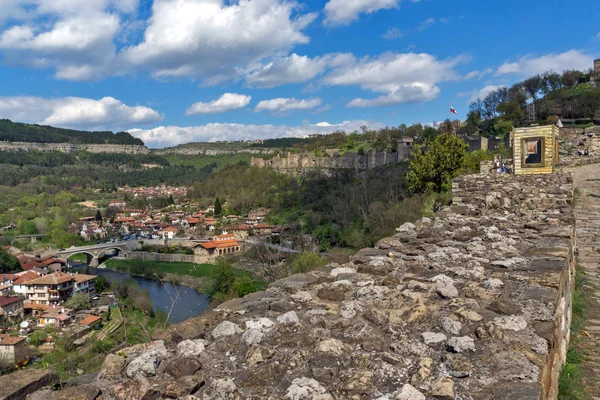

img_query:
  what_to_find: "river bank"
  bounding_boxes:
[101,258,268,298]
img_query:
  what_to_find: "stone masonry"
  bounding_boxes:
[14,173,577,400]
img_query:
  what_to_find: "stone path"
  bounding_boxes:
[569,163,600,398]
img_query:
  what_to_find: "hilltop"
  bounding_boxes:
[0,119,144,146]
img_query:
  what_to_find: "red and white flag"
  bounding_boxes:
[450,106,458,114]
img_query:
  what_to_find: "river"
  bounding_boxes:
[71,263,212,324]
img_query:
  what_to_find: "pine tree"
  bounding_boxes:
[168,195,175,205]
[95,209,103,222]
[214,197,222,216]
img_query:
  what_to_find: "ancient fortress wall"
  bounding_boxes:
[251,149,404,175]
[155,147,275,156]
[30,172,577,400]
[0,141,149,154]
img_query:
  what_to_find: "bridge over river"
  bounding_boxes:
[58,241,138,267]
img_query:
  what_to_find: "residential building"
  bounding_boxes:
[230,224,251,241]
[109,200,126,208]
[73,274,97,298]
[0,297,24,321]
[194,235,241,258]
[157,226,177,239]
[0,284,11,297]
[39,307,72,327]
[23,272,75,305]
[0,335,27,363]
[12,272,40,296]
[79,315,101,328]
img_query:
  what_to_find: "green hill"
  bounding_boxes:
[0,119,145,146]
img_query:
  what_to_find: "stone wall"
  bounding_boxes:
[0,142,149,154]
[155,147,275,156]
[128,251,196,263]
[251,149,405,175]
[35,172,577,400]
[558,126,600,165]
[452,173,573,213]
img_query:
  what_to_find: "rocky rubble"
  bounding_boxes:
[24,174,575,400]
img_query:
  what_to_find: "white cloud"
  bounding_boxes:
[465,68,493,80]
[497,50,594,76]
[418,18,435,30]
[347,83,440,107]
[323,52,462,107]
[466,85,504,103]
[324,0,399,26]
[0,0,316,83]
[382,27,403,40]
[122,0,316,84]
[246,54,328,88]
[129,119,386,148]
[0,96,161,130]
[0,0,136,80]
[255,98,322,114]
[185,93,251,115]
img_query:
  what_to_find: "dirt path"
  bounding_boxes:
[569,163,600,399]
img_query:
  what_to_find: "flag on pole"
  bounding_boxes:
[450,106,458,114]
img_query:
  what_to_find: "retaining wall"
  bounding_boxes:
[38,173,576,400]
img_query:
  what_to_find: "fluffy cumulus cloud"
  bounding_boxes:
[322,52,462,107]
[122,0,316,84]
[497,50,594,76]
[0,0,139,80]
[0,96,161,129]
[255,98,322,114]
[129,119,386,148]
[324,0,399,26]
[185,93,251,115]
[246,54,328,88]
[0,0,316,83]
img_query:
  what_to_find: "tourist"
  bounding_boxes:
[584,148,589,156]
[578,148,583,157]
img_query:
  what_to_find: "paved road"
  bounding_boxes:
[245,238,301,254]
[569,163,600,399]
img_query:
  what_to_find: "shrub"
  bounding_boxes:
[291,252,328,274]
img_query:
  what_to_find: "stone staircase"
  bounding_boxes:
[570,163,600,398]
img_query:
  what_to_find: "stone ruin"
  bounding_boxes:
[250,139,415,176]
[5,173,576,400]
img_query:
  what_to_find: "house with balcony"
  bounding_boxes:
[73,274,97,298]
[23,272,75,305]
[0,296,24,322]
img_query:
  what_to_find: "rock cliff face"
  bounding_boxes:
[19,173,575,400]
[0,142,149,154]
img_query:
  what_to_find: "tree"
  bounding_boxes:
[168,195,175,205]
[63,293,90,312]
[407,134,468,194]
[0,247,21,273]
[211,259,235,296]
[214,197,222,216]
[290,252,328,274]
[95,275,109,293]
[522,74,543,102]
[95,209,103,222]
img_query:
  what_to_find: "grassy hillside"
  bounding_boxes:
[0,119,144,145]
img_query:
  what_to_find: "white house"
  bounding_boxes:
[73,274,97,298]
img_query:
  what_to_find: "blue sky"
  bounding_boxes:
[0,0,598,148]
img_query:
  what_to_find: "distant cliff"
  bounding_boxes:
[0,141,149,154]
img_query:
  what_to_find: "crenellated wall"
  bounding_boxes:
[251,148,407,175]
[24,172,577,400]
[0,141,150,154]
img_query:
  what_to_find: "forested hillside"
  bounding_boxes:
[0,119,144,145]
